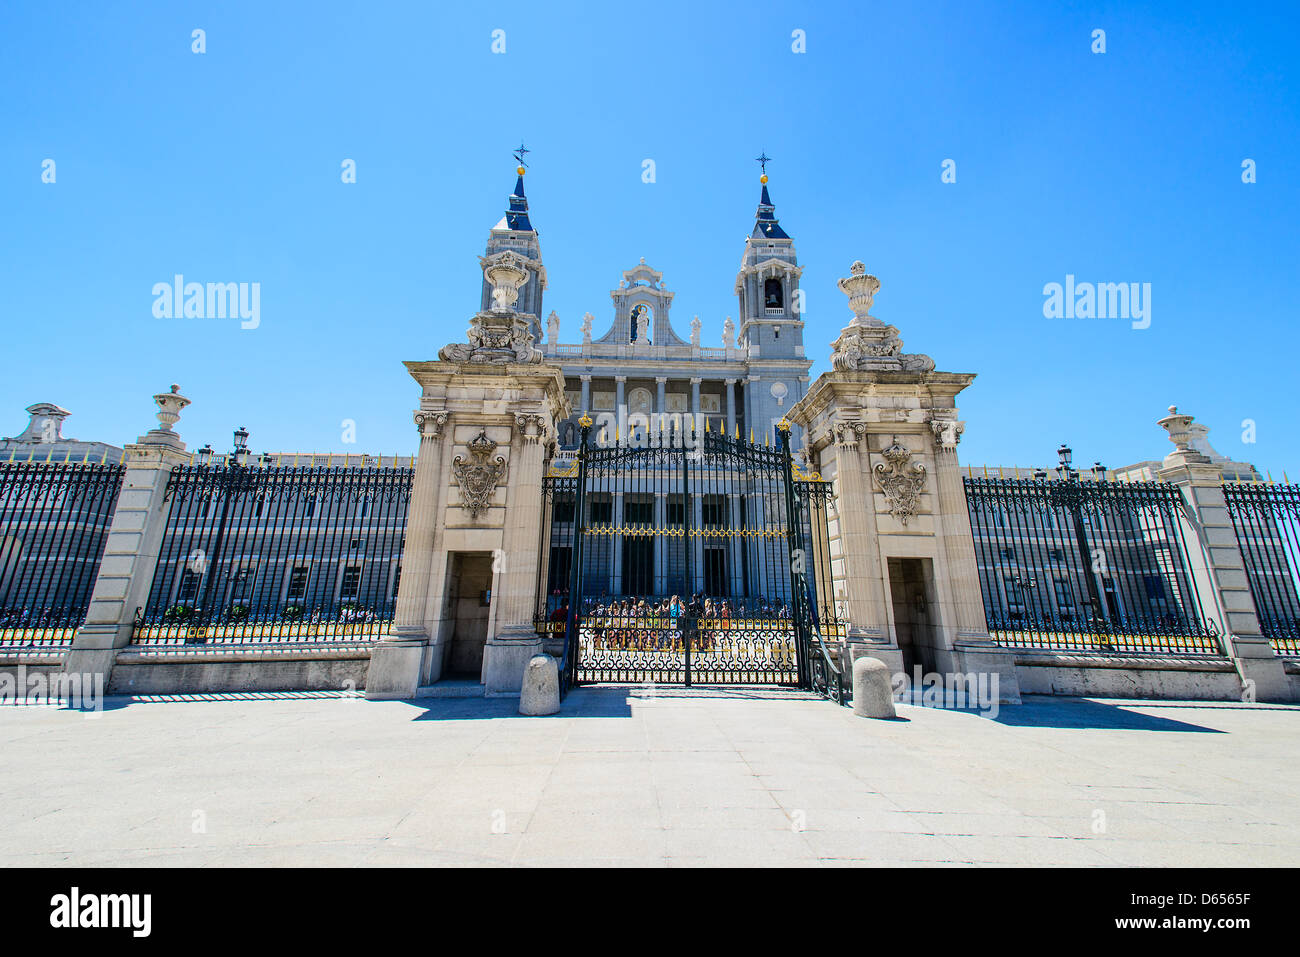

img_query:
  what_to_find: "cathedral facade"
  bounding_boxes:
[476,165,813,451]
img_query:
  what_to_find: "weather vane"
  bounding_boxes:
[755,151,771,175]
[513,140,531,169]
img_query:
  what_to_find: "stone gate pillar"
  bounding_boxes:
[62,386,193,686]
[366,251,569,698]
[786,261,1020,703]
[1155,407,1290,702]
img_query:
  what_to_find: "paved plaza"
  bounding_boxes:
[1,687,1297,867]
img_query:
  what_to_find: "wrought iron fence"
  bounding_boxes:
[0,461,125,647]
[133,463,412,646]
[964,475,1220,654]
[1223,482,1300,655]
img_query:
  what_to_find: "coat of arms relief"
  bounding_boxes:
[452,430,507,520]
[873,440,927,525]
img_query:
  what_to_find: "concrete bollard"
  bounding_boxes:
[852,657,897,719]
[519,654,560,716]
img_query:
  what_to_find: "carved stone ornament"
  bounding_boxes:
[514,413,546,444]
[873,440,927,525]
[414,410,449,438]
[439,251,543,365]
[452,430,507,520]
[830,261,935,374]
[928,414,965,451]
[833,419,867,448]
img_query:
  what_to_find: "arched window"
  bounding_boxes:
[764,278,784,309]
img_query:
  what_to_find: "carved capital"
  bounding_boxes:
[832,419,867,449]
[414,410,450,439]
[514,413,547,444]
[928,414,965,452]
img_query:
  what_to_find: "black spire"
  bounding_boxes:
[752,182,789,240]
[505,142,534,232]
[752,151,789,240]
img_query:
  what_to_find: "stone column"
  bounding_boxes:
[612,492,625,593]
[580,375,591,415]
[615,376,626,425]
[367,409,449,699]
[481,414,550,693]
[654,494,667,595]
[725,378,738,437]
[1156,408,1290,702]
[655,376,668,447]
[63,387,193,687]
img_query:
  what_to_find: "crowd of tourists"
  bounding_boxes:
[558,594,794,652]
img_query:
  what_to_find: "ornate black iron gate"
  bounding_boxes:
[535,416,845,699]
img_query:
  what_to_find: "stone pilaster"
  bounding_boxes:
[821,419,901,671]
[480,413,550,694]
[366,409,449,699]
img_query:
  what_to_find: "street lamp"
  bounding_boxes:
[1048,443,1106,633]
[189,427,255,644]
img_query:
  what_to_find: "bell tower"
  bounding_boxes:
[480,143,548,343]
[734,154,805,358]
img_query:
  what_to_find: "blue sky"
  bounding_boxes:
[2,1,1297,474]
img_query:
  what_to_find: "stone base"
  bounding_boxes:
[1229,636,1293,702]
[482,626,543,695]
[61,647,120,686]
[365,638,426,699]
[949,636,1022,704]
[844,632,904,677]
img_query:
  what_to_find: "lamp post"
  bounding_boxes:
[189,427,253,644]
[1049,443,1107,633]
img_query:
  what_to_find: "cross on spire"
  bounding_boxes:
[513,141,531,168]
[755,151,772,175]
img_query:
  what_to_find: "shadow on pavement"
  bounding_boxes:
[991,695,1225,732]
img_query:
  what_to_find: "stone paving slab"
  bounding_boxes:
[1,687,1298,867]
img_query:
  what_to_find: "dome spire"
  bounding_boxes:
[752,151,789,240]
[505,141,533,231]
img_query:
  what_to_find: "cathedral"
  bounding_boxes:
[473,157,813,450]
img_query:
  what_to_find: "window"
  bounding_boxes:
[287,565,309,602]
[553,495,575,523]
[1054,580,1075,613]
[624,500,653,525]
[702,495,729,527]
[1048,549,1063,563]
[589,499,612,524]
[1000,547,1015,561]
[231,567,254,602]
[177,570,200,602]
[340,565,362,601]
[305,496,316,517]
[349,538,364,551]
[1143,575,1166,601]
[547,547,572,593]
[667,495,685,526]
